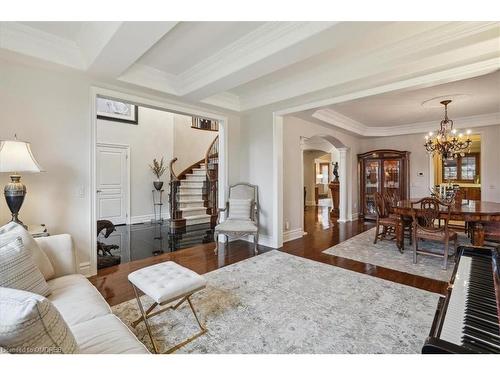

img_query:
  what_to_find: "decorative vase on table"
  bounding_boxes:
[153,180,164,191]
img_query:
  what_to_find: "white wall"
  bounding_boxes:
[97,107,174,221]
[172,114,218,174]
[358,125,500,202]
[0,57,241,275]
[239,109,275,243]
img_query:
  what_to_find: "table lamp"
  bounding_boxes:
[0,136,43,227]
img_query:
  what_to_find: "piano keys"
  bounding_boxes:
[422,246,500,354]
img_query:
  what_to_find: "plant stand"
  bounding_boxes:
[152,189,164,223]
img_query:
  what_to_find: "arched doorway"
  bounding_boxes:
[300,135,348,231]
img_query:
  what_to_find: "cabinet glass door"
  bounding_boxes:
[365,160,381,216]
[383,159,401,199]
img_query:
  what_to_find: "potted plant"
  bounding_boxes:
[149,157,167,191]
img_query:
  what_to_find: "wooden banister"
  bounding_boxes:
[205,135,219,182]
[169,157,179,181]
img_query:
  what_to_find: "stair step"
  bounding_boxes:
[185,174,206,181]
[180,181,204,188]
[184,214,211,226]
[178,200,205,208]
[180,207,207,216]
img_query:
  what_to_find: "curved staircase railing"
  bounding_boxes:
[205,135,219,217]
[168,135,219,228]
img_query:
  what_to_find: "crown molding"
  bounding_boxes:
[0,22,85,69]
[313,108,500,137]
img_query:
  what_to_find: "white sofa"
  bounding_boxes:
[34,234,149,354]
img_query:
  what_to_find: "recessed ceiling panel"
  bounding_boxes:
[138,21,265,75]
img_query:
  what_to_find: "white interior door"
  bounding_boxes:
[96,144,129,225]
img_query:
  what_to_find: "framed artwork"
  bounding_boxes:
[97,97,139,124]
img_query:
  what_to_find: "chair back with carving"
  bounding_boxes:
[373,192,388,219]
[383,190,398,215]
[411,197,451,233]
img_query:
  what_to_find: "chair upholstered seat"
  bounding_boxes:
[215,219,258,233]
[415,228,458,241]
[128,262,206,304]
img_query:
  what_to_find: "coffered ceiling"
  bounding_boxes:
[0,21,499,133]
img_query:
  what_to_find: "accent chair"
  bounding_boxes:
[214,183,259,254]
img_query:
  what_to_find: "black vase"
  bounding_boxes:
[153,181,164,191]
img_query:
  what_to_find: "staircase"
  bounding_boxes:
[169,136,218,230]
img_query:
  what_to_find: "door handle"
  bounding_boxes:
[96,189,102,193]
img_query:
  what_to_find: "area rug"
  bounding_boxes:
[323,227,469,282]
[112,251,439,354]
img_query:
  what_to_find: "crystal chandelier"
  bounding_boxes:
[424,99,472,159]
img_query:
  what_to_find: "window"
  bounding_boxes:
[442,153,479,182]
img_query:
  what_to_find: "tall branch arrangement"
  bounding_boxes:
[149,157,167,179]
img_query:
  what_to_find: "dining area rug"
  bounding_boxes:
[323,227,470,281]
[112,250,439,353]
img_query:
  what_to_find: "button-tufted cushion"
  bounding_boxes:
[128,262,206,304]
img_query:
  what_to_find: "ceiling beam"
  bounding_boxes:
[83,21,178,77]
[177,21,349,101]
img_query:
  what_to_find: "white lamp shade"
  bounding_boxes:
[0,140,43,173]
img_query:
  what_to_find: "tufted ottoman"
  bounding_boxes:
[128,261,207,353]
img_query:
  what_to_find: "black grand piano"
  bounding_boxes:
[422,246,500,354]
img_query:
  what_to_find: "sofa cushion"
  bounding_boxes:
[71,314,149,354]
[0,287,78,354]
[0,237,51,296]
[47,274,111,326]
[0,222,55,280]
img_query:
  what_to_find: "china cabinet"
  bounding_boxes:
[358,149,410,220]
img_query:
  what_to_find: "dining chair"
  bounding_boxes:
[411,197,458,270]
[373,192,401,252]
[383,190,412,246]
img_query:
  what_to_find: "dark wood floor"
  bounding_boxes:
[90,205,448,306]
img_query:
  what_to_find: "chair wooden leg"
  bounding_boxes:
[374,224,380,244]
[214,231,219,254]
[443,238,449,270]
[413,234,418,264]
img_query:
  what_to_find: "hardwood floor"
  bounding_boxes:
[90,205,448,307]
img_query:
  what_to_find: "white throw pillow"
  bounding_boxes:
[0,222,55,280]
[228,198,253,220]
[0,287,78,354]
[0,237,51,297]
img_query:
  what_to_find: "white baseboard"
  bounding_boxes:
[283,228,304,243]
[130,213,169,225]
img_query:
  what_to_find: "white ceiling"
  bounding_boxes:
[0,20,499,136]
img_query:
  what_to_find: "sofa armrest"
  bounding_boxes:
[35,234,77,279]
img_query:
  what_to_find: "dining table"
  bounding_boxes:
[393,199,500,250]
